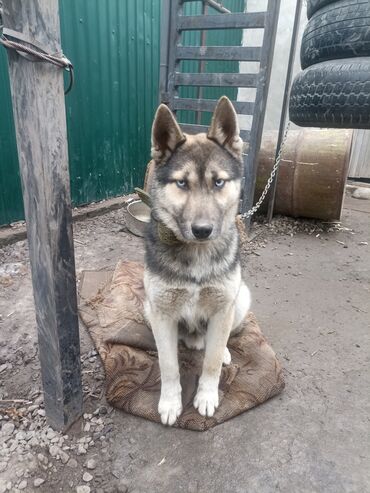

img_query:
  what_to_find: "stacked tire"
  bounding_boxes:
[289,0,370,129]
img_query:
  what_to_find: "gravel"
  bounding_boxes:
[83,472,93,482]
[76,486,91,493]
[85,459,97,470]
[33,478,45,487]
[1,422,15,436]
[0,358,113,491]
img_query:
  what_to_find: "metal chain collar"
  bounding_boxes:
[241,121,291,219]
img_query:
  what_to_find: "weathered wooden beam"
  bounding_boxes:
[2,0,83,430]
[176,45,262,61]
[180,123,209,134]
[178,12,266,30]
[180,123,251,142]
[181,0,231,14]
[173,97,255,115]
[175,72,258,87]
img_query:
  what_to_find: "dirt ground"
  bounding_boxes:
[0,193,369,493]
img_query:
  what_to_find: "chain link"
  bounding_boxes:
[241,121,291,219]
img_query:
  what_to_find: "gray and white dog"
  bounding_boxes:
[144,96,251,426]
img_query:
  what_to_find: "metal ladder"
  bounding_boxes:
[159,0,281,219]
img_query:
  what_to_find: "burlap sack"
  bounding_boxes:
[78,261,284,431]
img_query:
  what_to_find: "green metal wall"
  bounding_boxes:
[0,0,243,226]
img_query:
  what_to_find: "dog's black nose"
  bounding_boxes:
[191,224,213,240]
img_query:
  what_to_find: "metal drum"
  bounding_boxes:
[256,129,353,220]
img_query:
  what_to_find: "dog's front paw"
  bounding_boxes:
[194,387,219,417]
[158,393,182,426]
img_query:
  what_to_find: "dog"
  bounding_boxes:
[144,96,251,426]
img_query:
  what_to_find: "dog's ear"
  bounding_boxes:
[207,96,243,161]
[151,104,186,163]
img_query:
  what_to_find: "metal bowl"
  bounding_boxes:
[125,200,151,237]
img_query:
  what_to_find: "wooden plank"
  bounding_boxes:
[180,123,209,134]
[159,0,172,103]
[180,123,250,142]
[349,130,370,178]
[166,0,183,107]
[176,46,262,61]
[182,0,231,14]
[173,97,255,115]
[2,0,83,430]
[178,12,266,30]
[175,72,258,87]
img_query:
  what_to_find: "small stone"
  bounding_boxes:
[77,444,87,455]
[83,423,91,432]
[49,445,59,458]
[60,450,70,464]
[34,395,43,405]
[9,441,18,452]
[68,458,78,468]
[18,480,27,490]
[0,479,6,493]
[76,486,90,493]
[37,409,46,417]
[16,431,26,441]
[128,437,136,444]
[46,429,57,440]
[85,459,97,470]
[29,437,39,447]
[5,482,11,492]
[0,463,6,473]
[37,454,49,465]
[83,472,93,482]
[1,423,15,436]
[352,187,370,200]
[34,478,45,487]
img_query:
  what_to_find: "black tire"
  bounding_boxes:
[307,0,338,18]
[301,0,370,69]
[289,58,370,129]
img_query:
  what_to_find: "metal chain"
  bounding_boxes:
[0,25,74,94]
[241,121,291,219]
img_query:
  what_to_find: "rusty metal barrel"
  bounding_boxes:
[256,129,353,220]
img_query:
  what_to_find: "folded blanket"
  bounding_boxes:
[78,261,284,431]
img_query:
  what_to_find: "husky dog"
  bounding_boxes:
[144,96,251,426]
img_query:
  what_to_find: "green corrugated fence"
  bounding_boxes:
[0,0,243,225]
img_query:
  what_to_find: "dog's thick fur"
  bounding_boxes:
[144,96,251,426]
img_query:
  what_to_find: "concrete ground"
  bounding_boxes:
[0,193,369,493]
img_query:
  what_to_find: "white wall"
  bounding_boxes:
[238,0,308,131]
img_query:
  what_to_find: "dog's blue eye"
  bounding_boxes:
[176,180,187,189]
[215,179,225,188]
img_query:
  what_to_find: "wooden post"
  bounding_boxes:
[2,0,83,429]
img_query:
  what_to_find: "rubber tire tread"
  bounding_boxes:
[289,58,370,129]
[307,0,340,18]
[301,0,370,68]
